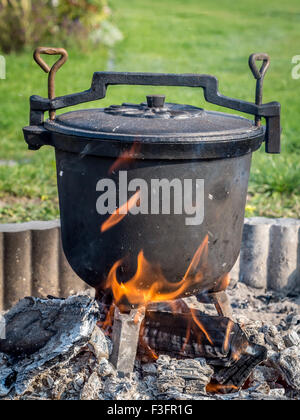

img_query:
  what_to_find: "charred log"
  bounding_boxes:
[214,344,267,390]
[138,309,267,389]
[139,311,247,365]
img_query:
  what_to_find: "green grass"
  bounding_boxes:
[1,0,300,222]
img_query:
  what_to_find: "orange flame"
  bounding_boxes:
[101,190,141,233]
[99,303,115,336]
[181,319,192,354]
[139,322,159,361]
[217,273,231,291]
[105,235,209,308]
[223,319,234,353]
[101,228,234,361]
[102,235,216,351]
[191,308,214,346]
[206,383,239,394]
[109,142,141,174]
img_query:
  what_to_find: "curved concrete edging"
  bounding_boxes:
[0,221,91,311]
[0,217,299,311]
[231,217,300,292]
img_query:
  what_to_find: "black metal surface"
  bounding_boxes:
[26,68,281,154]
[146,95,166,108]
[50,104,256,134]
[25,105,266,160]
[249,53,270,127]
[103,100,203,120]
[24,125,264,160]
[56,151,251,295]
[24,102,266,160]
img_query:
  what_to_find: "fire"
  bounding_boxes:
[100,304,115,335]
[99,179,233,365]
[101,190,141,233]
[109,142,141,175]
[105,235,209,308]
[190,309,214,346]
[139,322,159,361]
[217,273,231,291]
[206,383,239,394]
[223,319,234,353]
[100,234,219,353]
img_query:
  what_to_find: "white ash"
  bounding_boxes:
[0,288,299,400]
[270,346,300,391]
[0,295,110,398]
[283,331,300,348]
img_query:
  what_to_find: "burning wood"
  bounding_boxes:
[139,309,267,391]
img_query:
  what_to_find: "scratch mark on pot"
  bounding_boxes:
[79,144,92,159]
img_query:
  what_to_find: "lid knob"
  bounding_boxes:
[146,95,166,109]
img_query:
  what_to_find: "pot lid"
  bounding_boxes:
[45,95,264,142]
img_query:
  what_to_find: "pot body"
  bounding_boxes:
[55,148,252,297]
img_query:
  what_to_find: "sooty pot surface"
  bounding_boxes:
[56,150,252,295]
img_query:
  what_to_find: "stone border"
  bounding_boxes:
[0,221,91,311]
[0,218,299,311]
[231,218,300,292]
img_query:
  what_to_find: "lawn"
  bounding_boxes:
[1,0,300,222]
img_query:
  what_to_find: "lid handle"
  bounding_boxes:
[249,53,270,126]
[33,47,68,120]
[146,95,166,108]
[29,51,281,154]
[248,53,280,153]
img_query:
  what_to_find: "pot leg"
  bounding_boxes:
[196,290,233,319]
[210,291,233,320]
[110,306,145,376]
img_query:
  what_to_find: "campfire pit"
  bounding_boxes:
[23,48,281,380]
[0,290,299,400]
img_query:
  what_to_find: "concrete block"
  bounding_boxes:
[3,230,32,310]
[0,232,4,312]
[58,237,90,297]
[32,227,60,298]
[239,218,274,289]
[268,219,300,292]
[0,221,88,310]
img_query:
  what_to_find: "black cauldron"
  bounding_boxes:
[23,49,281,303]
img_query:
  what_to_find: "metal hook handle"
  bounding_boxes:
[249,53,270,126]
[33,47,68,120]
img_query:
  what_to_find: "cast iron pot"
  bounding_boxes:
[23,49,281,302]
